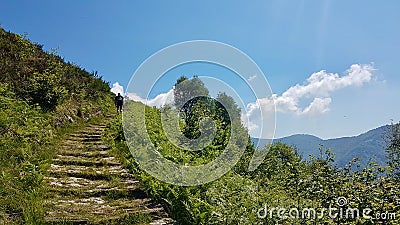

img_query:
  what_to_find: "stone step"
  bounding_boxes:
[44,197,161,224]
[79,126,105,131]
[88,124,108,128]
[45,176,139,192]
[76,130,104,135]
[46,176,139,186]
[65,136,103,142]
[49,164,132,180]
[69,133,102,138]
[48,172,134,182]
[48,187,147,200]
[60,144,111,151]
[58,150,110,158]
[54,154,118,163]
[80,127,107,132]
[64,139,105,146]
[52,157,121,167]
[44,217,89,225]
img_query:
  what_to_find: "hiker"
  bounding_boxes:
[114,93,124,114]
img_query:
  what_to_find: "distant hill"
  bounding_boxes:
[252,125,389,167]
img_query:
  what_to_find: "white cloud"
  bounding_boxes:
[301,97,332,116]
[241,113,260,132]
[282,64,373,100]
[111,82,124,95]
[248,75,257,82]
[243,64,375,135]
[127,89,174,108]
[111,82,174,108]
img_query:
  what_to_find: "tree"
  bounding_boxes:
[385,121,400,179]
[215,92,241,125]
[173,76,210,139]
[173,76,209,117]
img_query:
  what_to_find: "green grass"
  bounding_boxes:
[0,93,113,224]
[104,102,400,225]
[100,212,152,225]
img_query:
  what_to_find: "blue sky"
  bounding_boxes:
[1,0,399,139]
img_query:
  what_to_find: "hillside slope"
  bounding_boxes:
[0,27,113,120]
[252,125,388,167]
[0,27,114,224]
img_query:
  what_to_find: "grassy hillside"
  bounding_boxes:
[0,27,114,224]
[108,99,399,224]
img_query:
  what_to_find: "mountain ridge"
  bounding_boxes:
[252,125,389,167]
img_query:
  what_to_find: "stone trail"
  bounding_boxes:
[44,122,174,225]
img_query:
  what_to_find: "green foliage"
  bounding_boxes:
[0,85,52,224]
[108,97,399,224]
[385,121,400,179]
[0,27,114,224]
[215,92,241,123]
[173,76,209,117]
[0,27,111,112]
[26,68,68,110]
[103,212,152,225]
